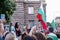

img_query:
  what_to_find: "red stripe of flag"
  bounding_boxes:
[41,20,47,30]
[37,13,42,21]
[37,14,47,30]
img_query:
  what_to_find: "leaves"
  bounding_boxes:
[0,0,16,22]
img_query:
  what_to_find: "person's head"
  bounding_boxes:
[22,32,28,39]
[18,32,27,40]
[15,22,19,28]
[3,31,10,40]
[31,35,38,40]
[23,35,36,40]
[49,27,54,33]
[10,22,14,26]
[5,32,15,40]
[10,22,15,31]
[34,32,46,40]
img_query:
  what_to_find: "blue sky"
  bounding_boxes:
[46,0,60,22]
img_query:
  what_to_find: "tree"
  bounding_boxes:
[47,22,52,27]
[0,0,16,22]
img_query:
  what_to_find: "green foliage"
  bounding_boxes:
[47,22,52,27]
[0,0,16,22]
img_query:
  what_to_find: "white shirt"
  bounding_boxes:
[48,33,57,37]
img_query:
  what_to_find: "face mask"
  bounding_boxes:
[11,26,15,31]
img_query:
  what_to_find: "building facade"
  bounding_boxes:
[55,17,60,27]
[10,0,46,27]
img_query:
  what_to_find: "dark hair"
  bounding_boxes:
[22,32,27,39]
[46,37,53,40]
[31,35,37,40]
[15,22,21,37]
[34,32,46,40]
[38,20,41,22]
[10,22,13,26]
[18,32,27,40]
[49,27,54,32]
[9,22,14,31]
[23,35,35,40]
[15,22,19,28]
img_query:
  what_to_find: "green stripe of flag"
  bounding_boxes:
[38,8,46,22]
[51,20,56,29]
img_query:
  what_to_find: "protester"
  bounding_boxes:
[29,25,36,36]
[0,23,4,35]
[31,35,37,40]
[15,22,21,37]
[0,19,60,40]
[5,32,15,40]
[0,20,4,34]
[34,32,46,40]
[0,20,4,40]
[46,27,58,40]
[18,31,28,40]
[45,27,50,35]
[11,31,18,40]
[23,35,37,40]
[26,24,31,33]
[4,26,9,32]
[10,22,15,31]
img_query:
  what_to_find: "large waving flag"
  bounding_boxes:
[51,20,56,29]
[37,2,47,30]
[38,3,46,22]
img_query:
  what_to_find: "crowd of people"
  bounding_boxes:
[0,19,60,40]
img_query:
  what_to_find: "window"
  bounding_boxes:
[28,0,39,1]
[25,0,39,1]
[29,20,34,28]
[15,0,18,1]
[28,7,34,14]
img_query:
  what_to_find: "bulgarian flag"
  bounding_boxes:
[37,2,47,30]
